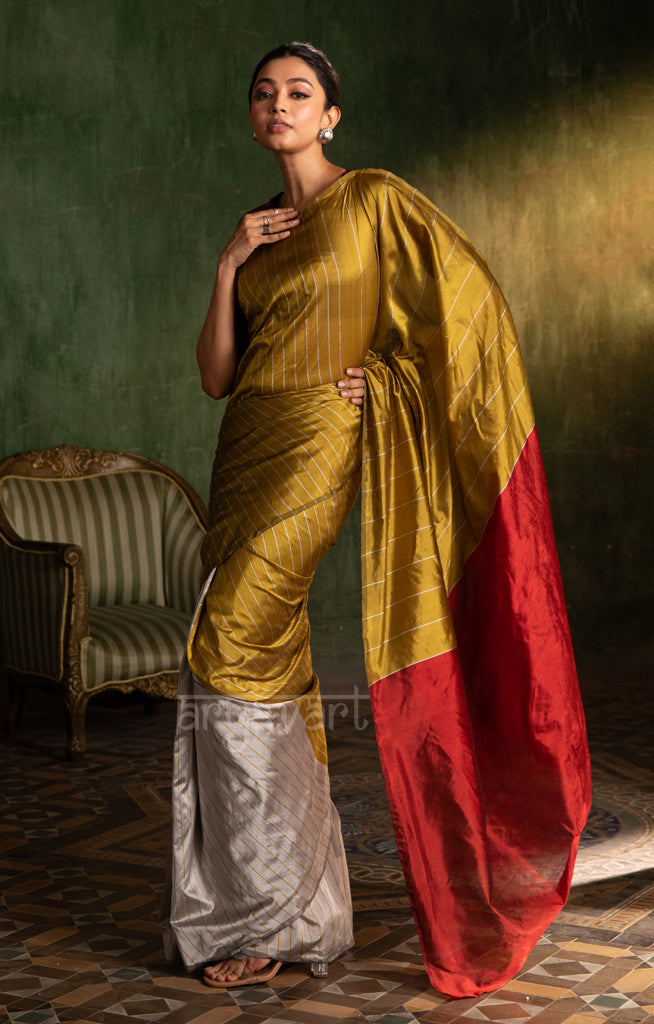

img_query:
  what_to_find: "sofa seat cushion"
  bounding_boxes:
[83,604,191,689]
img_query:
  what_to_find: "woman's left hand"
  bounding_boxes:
[337,367,366,406]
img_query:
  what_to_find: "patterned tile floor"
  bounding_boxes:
[1,644,653,1023]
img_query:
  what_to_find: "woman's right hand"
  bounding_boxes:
[220,207,300,271]
[199,206,299,399]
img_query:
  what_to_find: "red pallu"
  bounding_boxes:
[368,430,590,997]
[360,174,591,997]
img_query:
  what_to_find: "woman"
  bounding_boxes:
[163,43,591,998]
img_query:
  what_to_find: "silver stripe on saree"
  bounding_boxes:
[163,655,353,968]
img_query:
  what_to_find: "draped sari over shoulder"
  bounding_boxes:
[164,170,591,997]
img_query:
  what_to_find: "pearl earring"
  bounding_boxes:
[318,127,333,144]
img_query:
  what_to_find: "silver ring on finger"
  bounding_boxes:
[262,215,271,235]
[273,208,279,215]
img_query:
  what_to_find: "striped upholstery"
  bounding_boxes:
[0,538,70,679]
[0,450,207,755]
[1,471,204,611]
[162,485,204,614]
[84,604,191,688]
[0,467,204,689]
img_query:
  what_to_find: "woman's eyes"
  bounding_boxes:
[254,90,310,101]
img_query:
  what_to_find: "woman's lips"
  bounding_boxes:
[269,122,290,132]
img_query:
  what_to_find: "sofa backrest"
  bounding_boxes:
[162,482,205,614]
[1,470,204,610]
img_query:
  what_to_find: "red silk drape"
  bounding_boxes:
[369,430,591,997]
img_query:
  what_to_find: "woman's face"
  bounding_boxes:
[249,55,340,154]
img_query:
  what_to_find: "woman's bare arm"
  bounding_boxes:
[196,207,300,399]
[196,261,240,399]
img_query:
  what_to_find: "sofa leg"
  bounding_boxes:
[5,677,25,740]
[64,693,89,761]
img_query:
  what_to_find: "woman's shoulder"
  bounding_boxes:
[346,167,414,193]
[345,168,437,219]
[346,168,434,205]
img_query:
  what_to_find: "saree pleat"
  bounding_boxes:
[164,639,353,966]
[190,413,361,705]
[164,169,590,995]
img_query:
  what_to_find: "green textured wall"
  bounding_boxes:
[2,0,653,662]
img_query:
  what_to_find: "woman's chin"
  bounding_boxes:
[260,136,320,157]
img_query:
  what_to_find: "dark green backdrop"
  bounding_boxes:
[2,0,653,656]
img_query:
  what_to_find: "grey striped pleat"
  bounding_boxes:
[163,655,353,968]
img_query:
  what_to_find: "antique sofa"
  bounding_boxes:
[0,444,207,758]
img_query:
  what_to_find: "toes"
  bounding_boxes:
[203,956,272,984]
[204,959,243,981]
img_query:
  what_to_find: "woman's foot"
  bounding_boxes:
[202,956,281,988]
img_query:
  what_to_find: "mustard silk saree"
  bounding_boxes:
[165,170,591,997]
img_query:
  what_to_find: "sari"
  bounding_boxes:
[164,169,591,997]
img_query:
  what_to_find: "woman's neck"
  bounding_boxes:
[275,151,346,211]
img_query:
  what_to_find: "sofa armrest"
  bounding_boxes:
[0,533,89,682]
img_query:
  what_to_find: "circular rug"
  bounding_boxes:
[331,754,654,908]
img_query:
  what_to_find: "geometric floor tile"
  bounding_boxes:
[103,966,153,983]
[1,644,653,1023]
[7,1013,61,1024]
[459,1000,541,1020]
[581,993,643,1012]
[0,946,32,962]
[103,994,187,1019]
[367,1014,420,1023]
[0,972,63,995]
